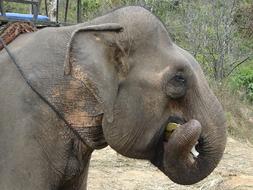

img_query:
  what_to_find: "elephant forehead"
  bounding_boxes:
[120,9,171,44]
[130,45,193,73]
[94,6,172,46]
[117,7,165,28]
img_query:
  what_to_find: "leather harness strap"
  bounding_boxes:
[0,22,106,150]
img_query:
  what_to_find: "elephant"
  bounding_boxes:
[0,6,227,190]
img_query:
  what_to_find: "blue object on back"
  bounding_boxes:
[1,12,49,21]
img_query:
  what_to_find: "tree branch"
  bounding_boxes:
[226,57,250,77]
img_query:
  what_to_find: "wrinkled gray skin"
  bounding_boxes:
[0,6,226,190]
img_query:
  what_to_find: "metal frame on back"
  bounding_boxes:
[0,0,83,26]
[0,0,39,20]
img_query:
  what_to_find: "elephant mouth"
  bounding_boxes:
[162,116,201,159]
[151,112,226,185]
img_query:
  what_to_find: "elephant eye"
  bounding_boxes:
[173,74,186,85]
[163,72,187,99]
[170,73,187,88]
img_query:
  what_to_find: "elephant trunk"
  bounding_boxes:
[151,119,226,185]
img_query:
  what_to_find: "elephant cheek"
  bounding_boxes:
[102,116,130,155]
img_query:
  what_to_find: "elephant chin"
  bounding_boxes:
[151,119,226,185]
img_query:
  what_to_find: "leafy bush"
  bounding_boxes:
[229,62,253,102]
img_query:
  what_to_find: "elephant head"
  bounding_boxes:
[64,6,227,185]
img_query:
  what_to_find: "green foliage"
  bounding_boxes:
[229,62,253,102]
[3,2,30,14]
[81,0,102,20]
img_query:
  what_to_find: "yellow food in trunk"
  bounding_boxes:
[164,123,179,141]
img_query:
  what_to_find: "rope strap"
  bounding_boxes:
[0,22,37,51]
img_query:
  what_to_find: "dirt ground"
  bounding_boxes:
[87,137,253,190]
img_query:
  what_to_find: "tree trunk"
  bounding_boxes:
[48,0,57,22]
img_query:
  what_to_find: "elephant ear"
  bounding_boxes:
[64,23,127,123]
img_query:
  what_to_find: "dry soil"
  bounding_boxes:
[87,137,253,190]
